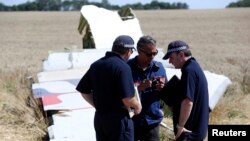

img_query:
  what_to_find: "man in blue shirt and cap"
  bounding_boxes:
[162,40,209,141]
[76,35,142,141]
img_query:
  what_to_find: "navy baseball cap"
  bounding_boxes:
[163,40,189,60]
[113,35,135,49]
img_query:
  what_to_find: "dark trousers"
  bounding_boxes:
[134,123,160,141]
[94,111,134,141]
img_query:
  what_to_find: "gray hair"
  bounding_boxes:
[137,35,156,50]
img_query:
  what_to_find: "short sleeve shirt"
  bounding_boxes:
[76,52,135,112]
[173,58,209,140]
[127,57,167,125]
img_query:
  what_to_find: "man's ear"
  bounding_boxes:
[179,51,185,57]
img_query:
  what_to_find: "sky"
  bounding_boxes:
[0,0,239,9]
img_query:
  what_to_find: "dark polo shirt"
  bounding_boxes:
[76,51,135,113]
[173,57,209,140]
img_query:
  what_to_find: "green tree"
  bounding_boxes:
[62,0,72,11]
[36,0,61,11]
[150,1,160,9]
[72,0,88,10]
[133,2,143,10]
[16,2,38,11]
[102,0,110,9]
[227,0,250,8]
[0,0,189,11]
[0,2,7,11]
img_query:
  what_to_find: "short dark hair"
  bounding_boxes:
[137,35,156,50]
[175,49,192,57]
[182,49,192,57]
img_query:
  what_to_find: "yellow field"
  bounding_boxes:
[0,8,250,140]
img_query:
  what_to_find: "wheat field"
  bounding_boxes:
[0,8,250,140]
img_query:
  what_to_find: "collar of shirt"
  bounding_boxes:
[129,56,156,72]
[181,57,195,71]
[105,51,126,62]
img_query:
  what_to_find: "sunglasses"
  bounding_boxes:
[140,48,158,57]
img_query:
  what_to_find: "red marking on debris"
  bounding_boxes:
[42,94,62,106]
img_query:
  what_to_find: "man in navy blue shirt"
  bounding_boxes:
[127,35,167,141]
[76,35,142,141]
[162,40,209,141]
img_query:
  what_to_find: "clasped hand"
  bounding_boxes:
[138,78,165,91]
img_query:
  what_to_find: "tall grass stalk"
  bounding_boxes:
[0,68,47,141]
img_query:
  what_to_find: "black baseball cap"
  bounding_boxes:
[113,35,135,49]
[163,40,189,60]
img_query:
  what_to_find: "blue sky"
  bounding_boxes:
[0,0,239,9]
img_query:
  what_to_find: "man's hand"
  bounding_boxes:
[175,126,191,140]
[155,77,165,91]
[134,103,142,115]
[138,79,152,91]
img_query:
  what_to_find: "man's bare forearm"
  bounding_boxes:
[178,98,193,127]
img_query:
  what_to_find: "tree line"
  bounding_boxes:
[0,0,249,11]
[227,0,250,8]
[0,0,188,11]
